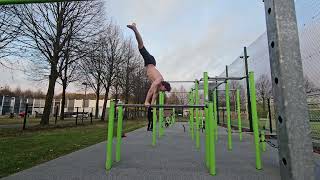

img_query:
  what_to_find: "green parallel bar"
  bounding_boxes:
[152,107,157,146]
[159,92,164,137]
[189,91,194,140]
[203,72,209,168]
[172,108,175,124]
[249,71,262,170]
[0,0,70,5]
[195,80,200,149]
[115,106,123,162]
[261,128,266,152]
[237,89,242,141]
[106,100,115,170]
[213,89,218,141]
[208,102,216,175]
[226,80,232,150]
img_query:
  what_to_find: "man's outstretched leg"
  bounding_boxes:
[127,23,156,67]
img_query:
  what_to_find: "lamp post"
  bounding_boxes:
[82,82,88,123]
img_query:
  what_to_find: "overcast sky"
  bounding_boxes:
[0,0,267,93]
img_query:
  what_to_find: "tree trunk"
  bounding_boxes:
[40,73,58,125]
[101,84,111,121]
[60,80,67,120]
[95,83,100,119]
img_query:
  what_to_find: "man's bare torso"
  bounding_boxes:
[146,64,163,82]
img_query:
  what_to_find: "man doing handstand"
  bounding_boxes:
[127,23,171,131]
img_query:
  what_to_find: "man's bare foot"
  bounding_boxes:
[127,23,137,30]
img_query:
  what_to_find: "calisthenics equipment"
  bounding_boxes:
[106,102,207,171]
[208,72,262,170]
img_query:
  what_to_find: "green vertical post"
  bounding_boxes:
[106,101,115,170]
[237,89,242,141]
[152,107,157,146]
[213,89,218,141]
[226,80,232,150]
[172,108,175,124]
[159,92,164,137]
[208,102,216,175]
[249,71,262,170]
[195,80,200,149]
[189,91,194,140]
[116,106,123,162]
[203,72,209,168]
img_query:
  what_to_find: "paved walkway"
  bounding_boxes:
[2,122,319,180]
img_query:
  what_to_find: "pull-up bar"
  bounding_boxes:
[167,80,195,83]
[116,104,206,109]
[0,0,89,5]
[207,76,246,81]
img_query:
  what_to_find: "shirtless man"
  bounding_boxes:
[127,23,171,106]
[127,23,171,131]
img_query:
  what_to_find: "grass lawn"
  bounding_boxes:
[0,120,146,178]
[0,116,93,126]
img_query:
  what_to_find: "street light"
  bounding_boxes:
[82,82,88,123]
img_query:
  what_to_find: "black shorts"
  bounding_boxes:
[139,46,156,67]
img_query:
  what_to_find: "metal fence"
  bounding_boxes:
[216,0,320,141]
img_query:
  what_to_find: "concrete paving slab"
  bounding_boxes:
[2,122,319,180]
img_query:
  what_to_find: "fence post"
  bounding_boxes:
[116,105,123,162]
[249,72,262,170]
[159,91,164,137]
[106,100,115,170]
[76,107,79,125]
[55,105,58,125]
[23,103,28,130]
[203,72,209,168]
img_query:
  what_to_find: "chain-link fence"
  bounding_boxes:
[215,0,320,143]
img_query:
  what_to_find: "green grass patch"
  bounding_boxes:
[0,120,145,178]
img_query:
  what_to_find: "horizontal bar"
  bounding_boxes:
[207,76,246,81]
[167,91,190,93]
[167,81,195,83]
[116,104,206,109]
[211,82,225,89]
[0,0,89,5]
[217,89,237,91]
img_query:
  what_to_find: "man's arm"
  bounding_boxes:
[144,79,161,105]
[127,23,144,49]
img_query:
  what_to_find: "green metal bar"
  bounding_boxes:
[213,89,218,141]
[208,102,216,175]
[204,72,209,168]
[159,92,164,137]
[249,71,262,170]
[237,89,242,141]
[116,106,123,162]
[226,80,232,150]
[195,80,200,149]
[152,107,157,146]
[172,108,175,124]
[106,101,115,170]
[189,91,194,140]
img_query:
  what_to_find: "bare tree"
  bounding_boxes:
[256,74,272,111]
[0,6,20,64]
[304,76,318,94]
[13,1,104,125]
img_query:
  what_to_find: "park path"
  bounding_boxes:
[2,122,319,180]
